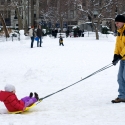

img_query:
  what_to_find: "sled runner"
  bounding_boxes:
[8,103,36,114]
[8,99,42,114]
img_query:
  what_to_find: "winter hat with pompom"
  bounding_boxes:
[4,84,15,92]
[115,15,125,23]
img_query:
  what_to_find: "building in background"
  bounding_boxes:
[0,0,39,30]
[0,0,124,32]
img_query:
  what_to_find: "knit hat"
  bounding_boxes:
[4,84,15,92]
[115,15,125,23]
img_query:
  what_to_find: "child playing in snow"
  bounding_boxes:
[59,36,64,46]
[0,84,39,112]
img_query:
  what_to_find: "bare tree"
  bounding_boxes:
[77,0,125,39]
[31,0,34,26]
[109,0,125,31]
[77,0,115,39]
[0,13,9,37]
[40,0,78,32]
[0,0,11,37]
[9,0,31,32]
[10,0,23,30]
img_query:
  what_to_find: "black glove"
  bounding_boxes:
[112,54,122,65]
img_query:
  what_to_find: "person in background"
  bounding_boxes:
[36,25,43,47]
[82,29,84,37]
[112,15,125,103]
[59,36,64,46]
[52,29,55,37]
[78,29,82,37]
[29,26,35,48]
[66,29,70,37]
[55,28,58,38]
[0,84,39,112]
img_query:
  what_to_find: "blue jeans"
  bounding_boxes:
[118,60,125,99]
[31,37,34,48]
[37,37,42,47]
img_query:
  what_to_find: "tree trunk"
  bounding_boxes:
[0,13,9,37]
[15,7,23,30]
[60,17,63,32]
[31,0,34,26]
[22,0,27,33]
[95,29,99,40]
[92,20,99,40]
[111,20,115,32]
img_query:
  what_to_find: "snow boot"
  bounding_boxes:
[34,92,39,101]
[29,92,33,98]
[111,98,125,103]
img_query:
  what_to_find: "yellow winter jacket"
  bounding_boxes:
[114,24,125,60]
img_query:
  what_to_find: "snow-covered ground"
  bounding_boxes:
[0,33,124,125]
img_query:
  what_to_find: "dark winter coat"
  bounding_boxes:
[36,28,43,38]
[0,91,25,112]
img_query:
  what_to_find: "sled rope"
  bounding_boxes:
[37,63,113,105]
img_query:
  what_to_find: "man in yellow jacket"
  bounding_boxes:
[112,15,125,103]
